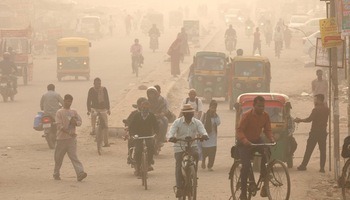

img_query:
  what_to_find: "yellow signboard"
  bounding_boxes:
[319,17,342,48]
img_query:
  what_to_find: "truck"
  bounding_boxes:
[0,27,33,85]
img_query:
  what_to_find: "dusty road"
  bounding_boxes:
[0,5,348,200]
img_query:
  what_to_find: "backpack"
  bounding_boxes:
[185,97,198,112]
[342,136,350,158]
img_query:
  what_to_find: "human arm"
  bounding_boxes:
[57,94,64,107]
[104,87,111,114]
[197,98,203,119]
[72,111,82,127]
[87,88,92,113]
[236,114,251,145]
[40,95,45,111]
[166,120,178,139]
[295,109,314,123]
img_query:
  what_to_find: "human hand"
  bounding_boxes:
[294,118,301,123]
[201,135,209,141]
[168,137,177,143]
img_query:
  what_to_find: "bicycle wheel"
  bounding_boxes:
[134,62,139,77]
[188,165,197,200]
[230,161,242,200]
[96,118,102,155]
[265,160,291,200]
[141,151,148,190]
[342,159,350,199]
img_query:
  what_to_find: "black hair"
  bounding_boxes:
[94,77,101,82]
[154,85,161,93]
[316,69,322,73]
[47,84,55,91]
[209,99,217,107]
[237,49,243,56]
[315,94,325,102]
[64,94,73,100]
[253,96,265,105]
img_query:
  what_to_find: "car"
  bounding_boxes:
[299,18,322,37]
[302,31,319,59]
[288,15,309,34]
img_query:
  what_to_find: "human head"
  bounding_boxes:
[3,52,10,60]
[209,100,217,113]
[135,97,147,109]
[154,85,161,94]
[314,94,325,105]
[237,49,243,56]
[177,33,182,40]
[47,84,55,91]
[146,86,159,101]
[188,89,197,100]
[181,104,195,121]
[94,77,101,89]
[134,38,139,44]
[63,94,73,109]
[253,96,265,115]
[141,100,151,111]
[316,69,323,79]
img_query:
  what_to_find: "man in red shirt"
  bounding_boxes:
[252,27,262,56]
[236,96,275,200]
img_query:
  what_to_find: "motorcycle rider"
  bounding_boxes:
[130,38,143,73]
[0,52,18,93]
[147,86,168,149]
[40,84,64,137]
[224,25,237,50]
[245,17,255,37]
[148,24,160,51]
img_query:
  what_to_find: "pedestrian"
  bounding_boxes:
[295,94,329,173]
[179,27,190,62]
[53,94,87,181]
[252,27,261,55]
[167,33,183,77]
[236,96,275,200]
[274,26,283,57]
[236,49,244,56]
[87,78,111,147]
[167,104,209,198]
[200,100,220,171]
[312,69,328,104]
[179,89,203,119]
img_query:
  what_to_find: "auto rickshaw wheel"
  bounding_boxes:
[23,67,28,85]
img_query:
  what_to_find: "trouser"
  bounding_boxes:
[54,138,84,177]
[275,41,283,54]
[237,140,267,197]
[175,147,199,188]
[300,131,328,169]
[157,117,168,143]
[202,146,217,169]
[252,42,261,55]
[91,108,109,145]
[134,138,154,170]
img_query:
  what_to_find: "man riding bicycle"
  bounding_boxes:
[167,104,209,198]
[236,96,275,200]
[129,100,159,176]
[225,25,237,50]
[130,38,143,73]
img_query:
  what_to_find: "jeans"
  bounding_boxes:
[157,116,168,143]
[202,146,217,169]
[174,147,198,188]
[91,108,109,145]
[54,138,84,177]
[300,131,328,169]
[134,138,154,170]
[237,141,267,197]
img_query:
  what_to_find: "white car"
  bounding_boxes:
[299,18,322,37]
[288,15,309,34]
[302,31,320,59]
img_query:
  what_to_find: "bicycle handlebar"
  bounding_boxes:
[174,137,203,143]
[132,135,155,140]
[250,142,276,146]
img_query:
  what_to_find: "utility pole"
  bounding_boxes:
[330,0,340,179]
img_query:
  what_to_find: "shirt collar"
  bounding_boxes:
[181,117,195,124]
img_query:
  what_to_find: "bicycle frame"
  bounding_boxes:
[93,110,107,155]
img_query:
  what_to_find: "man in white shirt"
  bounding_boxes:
[179,89,203,119]
[312,69,328,104]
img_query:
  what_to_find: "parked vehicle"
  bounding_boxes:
[192,51,228,102]
[299,18,322,37]
[228,56,271,110]
[56,37,91,81]
[302,31,319,59]
[234,93,296,168]
[78,16,102,40]
[288,14,309,35]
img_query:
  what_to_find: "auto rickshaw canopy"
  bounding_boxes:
[57,37,90,57]
[195,51,227,71]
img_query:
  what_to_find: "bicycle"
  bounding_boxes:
[229,143,291,200]
[171,136,203,200]
[132,135,155,190]
[132,55,141,77]
[94,110,106,156]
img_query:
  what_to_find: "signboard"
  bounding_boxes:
[341,0,350,35]
[315,37,345,68]
[319,18,342,48]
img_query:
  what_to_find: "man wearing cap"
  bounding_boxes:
[167,104,209,198]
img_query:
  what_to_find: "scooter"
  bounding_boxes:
[0,75,16,102]
[42,115,56,149]
[225,36,236,54]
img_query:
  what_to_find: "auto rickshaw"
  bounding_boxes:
[235,93,296,168]
[56,37,91,81]
[228,56,271,110]
[192,51,228,102]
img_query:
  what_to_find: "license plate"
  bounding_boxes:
[43,123,51,128]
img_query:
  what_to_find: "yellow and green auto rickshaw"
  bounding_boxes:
[192,51,228,102]
[228,56,271,110]
[56,37,91,81]
[235,93,297,168]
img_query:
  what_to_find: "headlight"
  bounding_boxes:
[197,76,203,81]
[83,61,87,65]
[216,77,222,82]
[58,62,63,66]
[235,83,241,88]
[256,83,262,88]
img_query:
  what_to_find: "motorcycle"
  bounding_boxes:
[42,115,56,149]
[225,36,236,54]
[0,75,16,102]
[149,34,159,52]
